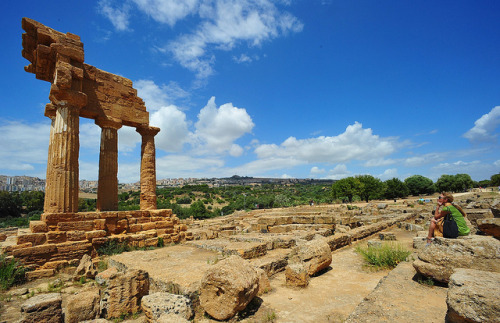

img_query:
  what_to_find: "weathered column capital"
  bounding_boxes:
[95,118,122,130]
[136,126,160,137]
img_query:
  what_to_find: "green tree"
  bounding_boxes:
[0,191,22,217]
[356,175,384,202]
[491,174,500,186]
[190,201,210,219]
[384,178,409,199]
[404,175,435,196]
[332,177,360,203]
[452,174,473,192]
[20,191,45,213]
[435,174,455,192]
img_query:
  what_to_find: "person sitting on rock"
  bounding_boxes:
[427,192,470,245]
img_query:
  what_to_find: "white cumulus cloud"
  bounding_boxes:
[132,0,199,26]
[193,96,254,155]
[463,106,500,143]
[98,0,131,31]
[255,122,398,163]
[150,106,190,152]
[0,121,49,173]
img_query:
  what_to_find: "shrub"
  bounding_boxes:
[97,239,130,256]
[0,254,27,290]
[355,242,411,270]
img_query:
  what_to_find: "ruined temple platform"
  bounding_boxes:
[108,244,219,296]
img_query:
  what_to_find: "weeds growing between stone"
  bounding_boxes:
[355,242,411,270]
[0,255,26,290]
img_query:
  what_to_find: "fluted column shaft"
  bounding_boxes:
[137,126,160,210]
[44,104,81,213]
[96,119,122,211]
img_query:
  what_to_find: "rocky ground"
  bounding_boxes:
[0,191,498,322]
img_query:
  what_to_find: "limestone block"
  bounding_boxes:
[85,230,107,240]
[29,221,48,233]
[172,217,180,225]
[94,219,106,230]
[142,230,157,239]
[2,242,32,253]
[42,212,83,224]
[200,255,259,320]
[0,233,6,241]
[141,292,194,322]
[446,269,500,322]
[314,215,335,224]
[65,287,100,323]
[20,293,62,323]
[255,267,271,295]
[54,241,93,262]
[379,232,397,240]
[58,221,95,232]
[413,236,500,283]
[127,217,137,224]
[82,212,100,220]
[67,230,87,241]
[136,217,151,224]
[142,222,156,231]
[150,209,173,217]
[171,234,181,243]
[285,262,309,287]
[91,237,109,247]
[179,224,188,231]
[74,254,98,280]
[97,268,149,319]
[145,238,159,247]
[477,218,500,238]
[128,223,142,233]
[47,231,67,244]
[465,209,494,226]
[289,237,332,276]
[12,244,57,258]
[325,233,352,251]
[159,234,172,244]
[39,260,68,271]
[17,233,47,246]
[292,215,315,224]
[25,269,56,281]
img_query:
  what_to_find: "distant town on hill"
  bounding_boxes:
[0,175,335,193]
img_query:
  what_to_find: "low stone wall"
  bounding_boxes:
[3,209,190,273]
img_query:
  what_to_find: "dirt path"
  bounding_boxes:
[255,228,447,323]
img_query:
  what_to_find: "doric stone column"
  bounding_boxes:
[43,104,82,213]
[96,119,122,211]
[43,111,55,212]
[136,126,160,210]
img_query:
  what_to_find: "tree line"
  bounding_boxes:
[332,173,500,203]
[1,173,498,225]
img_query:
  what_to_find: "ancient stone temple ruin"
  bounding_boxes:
[4,18,189,277]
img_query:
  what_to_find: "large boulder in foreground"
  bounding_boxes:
[64,287,100,323]
[200,255,259,320]
[289,236,332,276]
[413,235,500,283]
[96,267,149,319]
[20,293,62,323]
[141,292,193,322]
[446,268,500,322]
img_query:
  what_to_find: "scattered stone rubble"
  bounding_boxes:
[3,193,499,322]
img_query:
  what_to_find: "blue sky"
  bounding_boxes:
[1,0,499,183]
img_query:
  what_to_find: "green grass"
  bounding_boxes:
[0,255,26,290]
[355,242,411,270]
[96,239,131,256]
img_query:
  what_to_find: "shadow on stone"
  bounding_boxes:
[237,297,263,320]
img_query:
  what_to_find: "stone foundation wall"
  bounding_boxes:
[3,209,191,272]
